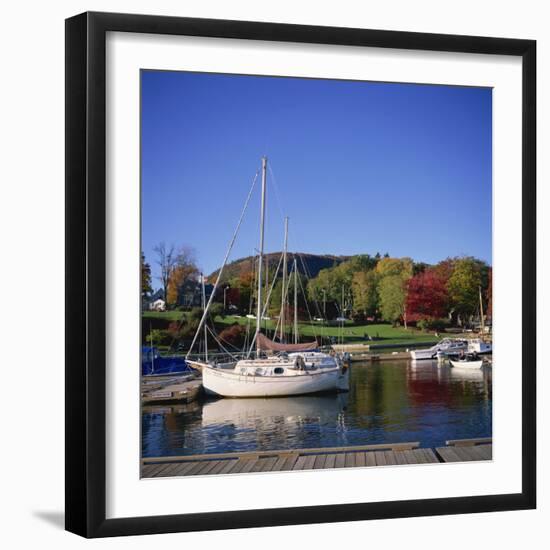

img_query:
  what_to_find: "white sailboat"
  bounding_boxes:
[187,157,349,397]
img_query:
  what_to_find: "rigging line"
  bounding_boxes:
[247,252,284,357]
[208,327,241,357]
[297,252,324,320]
[272,260,295,342]
[204,298,251,356]
[186,170,259,359]
[267,162,286,222]
[207,333,239,362]
[297,268,318,341]
[205,311,243,353]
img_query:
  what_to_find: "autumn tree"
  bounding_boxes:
[307,264,352,303]
[405,269,449,322]
[154,243,198,307]
[447,257,482,324]
[375,257,413,279]
[141,252,152,299]
[375,257,413,326]
[378,275,407,325]
[351,270,379,318]
[166,246,198,305]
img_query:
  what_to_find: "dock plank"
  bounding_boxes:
[207,460,234,476]
[403,450,419,464]
[475,444,493,460]
[365,452,376,467]
[345,453,356,468]
[394,451,408,465]
[301,455,317,471]
[324,454,337,469]
[334,453,346,469]
[374,451,387,466]
[436,447,462,463]
[355,452,366,467]
[421,448,440,463]
[273,456,289,472]
[451,445,491,462]
[410,449,428,464]
[384,451,397,465]
[146,463,176,477]
[314,454,327,469]
[218,459,240,475]
[282,454,299,471]
[158,460,197,477]
[195,460,222,476]
[260,456,279,472]
[293,456,309,471]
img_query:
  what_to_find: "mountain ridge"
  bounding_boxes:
[208,252,353,282]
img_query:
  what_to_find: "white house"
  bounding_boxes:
[149,298,166,312]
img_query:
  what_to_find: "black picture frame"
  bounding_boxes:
[65,11,536,538]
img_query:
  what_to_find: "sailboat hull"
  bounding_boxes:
[203,365,347,397]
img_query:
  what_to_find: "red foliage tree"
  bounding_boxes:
[218,324,247,348]
[405,269,449,322]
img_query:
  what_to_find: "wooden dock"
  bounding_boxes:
[141,374,202,405]
[141,438,492,478]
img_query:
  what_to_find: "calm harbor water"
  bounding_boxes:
[141,360,492,458]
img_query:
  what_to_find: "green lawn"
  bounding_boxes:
[142,311,439,346]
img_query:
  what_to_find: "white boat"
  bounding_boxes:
[449,358,484,369]
[467,338,492,355]
[203,353,349,397]
[186,157,349,397]
[410,338,468,360]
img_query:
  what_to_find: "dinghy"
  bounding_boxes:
[449,357,484,370]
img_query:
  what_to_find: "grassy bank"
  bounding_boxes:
[142,311,439,347]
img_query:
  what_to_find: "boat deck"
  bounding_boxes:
[141,438,492,478]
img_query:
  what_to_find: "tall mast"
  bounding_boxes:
[294,258,299,344]
[279,217,289,342]
[255,157,268,354]
[201,273,208,362]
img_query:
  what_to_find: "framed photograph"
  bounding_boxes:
[65,11,536,538]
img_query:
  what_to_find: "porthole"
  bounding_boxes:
[274,367,285,375]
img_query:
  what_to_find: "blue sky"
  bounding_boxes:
[141,70,492,284]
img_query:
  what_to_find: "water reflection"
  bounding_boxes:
[141,360,492,458]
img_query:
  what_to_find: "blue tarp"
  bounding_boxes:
[141,347,193,376]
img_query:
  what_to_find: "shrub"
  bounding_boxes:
[218,324,247,348]
[210,302,224,319]
[417,318,449,332]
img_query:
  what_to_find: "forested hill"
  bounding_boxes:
[208,252,351,282]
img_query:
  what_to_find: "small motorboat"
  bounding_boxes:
[467,338,492,355]
[449,354,484,370]
[410,338,468,360]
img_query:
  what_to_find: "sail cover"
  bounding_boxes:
[256,333,318,352]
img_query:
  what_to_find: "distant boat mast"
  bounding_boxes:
[280,216,289,343]
[479,285,485,334]
[294,258,299,344]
